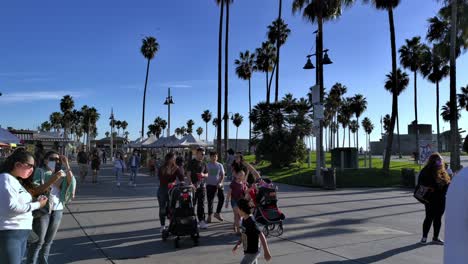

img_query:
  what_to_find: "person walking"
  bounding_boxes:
[444,142,468,263]
[0,149,48,264]
[90,150,100,184]
[158,153,184,233]
[225,149,235,181]
[186,148,208,229]
[26,151,76,264]
[418,152,450,245]
[102,150,107,164]
[113,153,126,188]
[76,147,88,183]
[206,151,225,223]
[128,150,140,187]
[225,162,248,234]
[232,198,272,264]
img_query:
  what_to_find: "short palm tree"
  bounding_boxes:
[180,126,187,136]
[364,0,401,170]
[350,94,367,152]
[115,120,122,136]
[232,113,244,151]
[40,121,52,132]
[213,117,220,140]
[420,47,450,151]
[174,127,181,137]
[105,131,110,138]
[160,119,167,137]
[196,127,203,140]
[383,114,391,135]
[384,68,409,157]
[140,36,159,140]
[458,85,468,112]
[255,41,276,104]
[349,120,359,148]
[267,17,291,102]
[186,119,195,134]
[201,110,212,142]
[235,51,255,151]
[361,117,374,152]
[121,121,128,136]
[49,112,63,132]
[399,36,429,156]
[60,95,75,139]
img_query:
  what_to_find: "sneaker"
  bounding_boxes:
[214,213,224,222]
[199,221,208,229]
[116,182,121,188]
[128,181,133,186]
[432,238,444,245]
[420,237,428,245]
[133,183,137,188]
[207,215,212,223]
[160,226,166,233]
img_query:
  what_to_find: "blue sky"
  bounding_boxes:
[0,0,466,149]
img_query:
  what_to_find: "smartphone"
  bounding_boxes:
[54,162,62,173]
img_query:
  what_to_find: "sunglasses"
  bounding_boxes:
[21,162,35,169]
[48,157,60,162]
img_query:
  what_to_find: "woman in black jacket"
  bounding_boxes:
[418,153,451,245]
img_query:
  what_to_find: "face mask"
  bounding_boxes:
[47,161,56,171]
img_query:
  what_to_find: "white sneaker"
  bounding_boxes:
[160,226,166,233]
[199,220,208,229]
[116,182,121,187]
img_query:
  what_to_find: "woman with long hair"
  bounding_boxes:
[0,149,48,264]
[418,152,450,245]
[225,162,248,234]
[157,152,184,233]
[26,150,76,264]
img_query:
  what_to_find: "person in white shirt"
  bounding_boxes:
[113,153,126,188]
[0,149,48,264]
[444,142,468,264]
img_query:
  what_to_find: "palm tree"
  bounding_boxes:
[337,99,352,147]
[49,112,63,132]
[180,126,187,136]
[140,36,159,141]
[441,101,461,122]
[365,0,401,170]
[215,0,226,159]
[60,95,75,139]
[235,51,255,152]
[232,113,244,151]
[196,127,204,140]
[458,85,468,112]
[350,94,367,152]
[186,119,195,134]
[267,17,291,102]
[255,41,277,104]
[115,120,122,136]
[201,110,212,142]
[39,121,52,132]
[124,131,130,140]
[224,0,234,161]
[420,47,450,151]
[399,36,429,157]
[105,131,110,138]
[349,120,359,147]
[361,117,374,152]
[175,127,182,137]
[121,121,128,136]
[384,68,409,157]
[213,117,220,140]
[383,114,391,135]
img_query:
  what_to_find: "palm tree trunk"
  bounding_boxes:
[353,132,356,148]
[397,110,401,158]
[205,122,208,142]
[275,0,282,102]
[383,7,398,171]
[449,0,460,170]
[236,127,239,151]
[266,72,270,103]
[336,115,340,148]
[348,127,351,148]
[224,0,230,162]
[436,82,441,151]
[217,0,224,158]
[356,117,360,151]
[248,78,252,153]
[413,70,419,163]
[141,58,151,140]
[342,127,345,147]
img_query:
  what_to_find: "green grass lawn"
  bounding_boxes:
[245,152,421,188]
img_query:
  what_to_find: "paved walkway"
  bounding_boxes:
[48,164,445,264]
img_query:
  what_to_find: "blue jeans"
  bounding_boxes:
[0,229,30,264]
[130,167,138,184]
[115,167,123,184]
[26,210,63,264]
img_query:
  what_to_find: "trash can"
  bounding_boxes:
[401,168,415,188]
[322,168,336,190]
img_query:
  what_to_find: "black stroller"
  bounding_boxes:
[252,179,285,237]
[162,183,199,248]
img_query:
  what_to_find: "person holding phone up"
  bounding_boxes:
[26,151,76,264]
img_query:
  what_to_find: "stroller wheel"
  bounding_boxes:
[268,224,276,231]
[174,237,180,248]
[277,223,284,236]
[262,225,270,237]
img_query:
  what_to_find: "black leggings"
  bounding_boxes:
[422,200,445,239]
[193,187,206,222]
[207,185,225,215]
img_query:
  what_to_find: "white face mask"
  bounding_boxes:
[47,161,56,171]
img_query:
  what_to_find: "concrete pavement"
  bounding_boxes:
[48,163,445,264]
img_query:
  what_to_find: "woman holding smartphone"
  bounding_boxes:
[26,151,76,264]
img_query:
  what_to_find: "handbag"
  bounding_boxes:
[413,184,431,204]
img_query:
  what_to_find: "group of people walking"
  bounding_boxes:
[0,148,76,264]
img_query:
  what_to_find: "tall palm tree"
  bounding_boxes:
[180,126,187,136]
[39,121,52,132]
[399,36,429,157]
[255,41,277,104]
[160,119,167,137]
[267,17,291,102]
[201,110,212,142]
[175,127,182,137]
[365,0,401,170]
[115,120,122,136]
[60,95,74,139]
[232,113,243,151]
[121,121,128,136]
[187,119,195,134]
[350,94,367,152]
[235,51,255,152]
[196,127,204,140]
[213,117,220,140]
[224,0,234,161]
[384,68,409,157]
[215,0,226,159]
[420,47,450,151]
[362,117,374,152]
[49,112,63,132]
[140,36,159,141]
[458,85,468,112]
[337,99,352,147]
[349,120,359,147]
[441,101,461,122]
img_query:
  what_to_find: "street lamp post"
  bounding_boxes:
[109,108,115,161]
[164,88,175,136]
[303,32,333,185]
